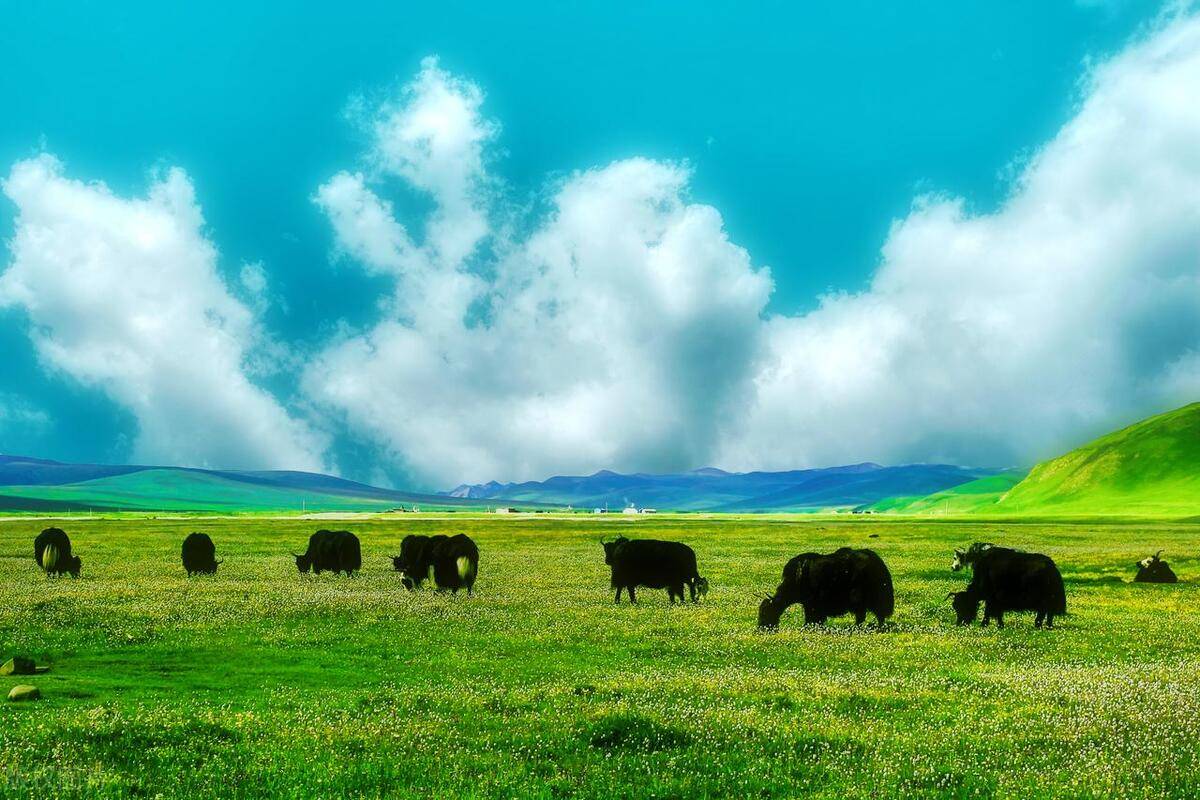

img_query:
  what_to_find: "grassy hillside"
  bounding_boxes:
[3,516,1199,798]
[0,469,455,513]
[991,402,1200,516]
[869,471,1026,514]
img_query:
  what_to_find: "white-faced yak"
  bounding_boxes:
[757,548,893,629]
[34,527,81,578]
[948,546,1066,628]
[601,536,709,604]
[1135,551,1178,584]
[390,534,479,594]
[294,530,361,576]
[181,532,220,576]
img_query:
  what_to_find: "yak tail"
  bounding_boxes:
[456,556,476,582]
[877,572,896,619]
[43,543,59,571]
[1052,577,1068,616]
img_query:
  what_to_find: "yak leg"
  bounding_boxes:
[614,586,623,604]
[1035,611,1045,628]
[689,581,697,602]
[854,609,867,625]
[628,586,637,604]
[1045,614,1054,629]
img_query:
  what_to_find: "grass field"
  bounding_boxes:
[2,515,1200,799]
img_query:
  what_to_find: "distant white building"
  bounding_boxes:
[495,507,518,514]
[593,508,606,514]
[640,508,657,514]
[622,506,639,515]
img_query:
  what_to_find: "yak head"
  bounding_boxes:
[389,555,418,590]
[1137,551,1164,570]
[950,549,968,572]
[695,577,710,599]
[65,555,82,578]
[757,593,783,630]
[947,590,980,625]
[600,536,629,566]
[951,542,994,572]
[293,553,312,574]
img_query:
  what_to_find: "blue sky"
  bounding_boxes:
[2,1,1198,489]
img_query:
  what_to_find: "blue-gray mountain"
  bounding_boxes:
[443,464,1002,512]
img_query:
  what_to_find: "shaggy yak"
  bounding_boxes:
[34,527,81,577]
[601,536,708,604]
[1134,551,1178,584]
[757,547,893,629]
[181,532,221,575]
[294,530,361,576]
[948,546,1066,628]
[391,534,479,594]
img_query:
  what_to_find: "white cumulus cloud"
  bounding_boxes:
[0,155,327,470]
[308,58,772,484]
[311,15,1200,486]
[719,13,1200,471]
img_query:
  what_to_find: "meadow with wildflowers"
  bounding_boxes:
[2,514,1199,798]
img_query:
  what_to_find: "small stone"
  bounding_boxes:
[8,684,40,702]
[0,657,36,676]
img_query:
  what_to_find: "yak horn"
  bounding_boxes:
[1155,550,1163,559]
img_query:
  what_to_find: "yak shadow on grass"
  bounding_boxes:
[586,713,691,752]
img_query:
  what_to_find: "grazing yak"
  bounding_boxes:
[294,530,361,576]
[948,546,1066,628]
[601,536,708,604]
[34,527,81,578]
[757,547,893,629]
[391,534,479,594]
[181,532,220,576]
[1135,551,1178,584]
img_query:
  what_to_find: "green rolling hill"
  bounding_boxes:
[0,457,496,513]
[875,401,1200,517]
[985,402,1200,517]
[867,471,1026,514]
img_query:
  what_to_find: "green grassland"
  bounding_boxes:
[2,514,1200,798]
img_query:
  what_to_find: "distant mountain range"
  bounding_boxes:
[0,455,485,513]
[7,401,1195,515]
[443,463,999,512]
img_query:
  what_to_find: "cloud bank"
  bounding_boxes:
[311,20,1200,485]
[0,156,326,470]
[5,16,1200,485]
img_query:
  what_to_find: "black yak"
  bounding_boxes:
[181,532,220,575]
[948,547,1066,628]
[601,536,708,604]
[391,534,479,594]
[294,530,360,576]
[34,527,81,578]
[757,547,893,629]
[1134,551,1178,584]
